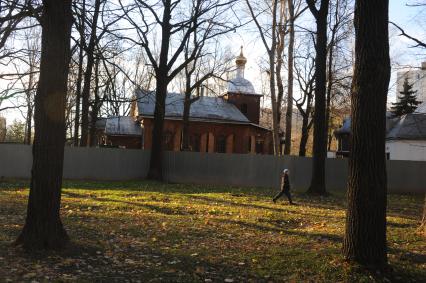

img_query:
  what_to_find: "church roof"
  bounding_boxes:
[136,90,251,124]
[97,116,142,136]
[227,77,258,95]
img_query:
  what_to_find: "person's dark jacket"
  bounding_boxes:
[282,174,291,191]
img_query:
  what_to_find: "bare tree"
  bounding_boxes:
[325,0,352,151]
[306,0,330,195]
[181,39,233,151]
[80,0,103,146]
[294,41,315,156]
[284,0,306,155]
[246,0,281,155]
[119,0,238,180]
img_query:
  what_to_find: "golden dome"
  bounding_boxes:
[235,46,247,67]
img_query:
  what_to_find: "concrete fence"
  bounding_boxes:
[0,144,425,194]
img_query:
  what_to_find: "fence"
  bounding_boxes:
[0,144,425,194]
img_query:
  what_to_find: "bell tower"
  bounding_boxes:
[226,46,263,125]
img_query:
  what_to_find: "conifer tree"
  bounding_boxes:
[391,78,420,116]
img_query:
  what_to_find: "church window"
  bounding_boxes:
[216,135,226,153]
[240,103,248,115]
[162,131,174,151]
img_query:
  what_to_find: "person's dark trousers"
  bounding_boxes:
[273,189,293,204]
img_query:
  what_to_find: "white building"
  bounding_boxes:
[386,102,426,161]
[335,102,426,161]
[396,62,426,103]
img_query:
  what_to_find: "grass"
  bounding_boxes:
[0,180,424,282]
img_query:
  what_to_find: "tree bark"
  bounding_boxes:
[80,0,101,147]
[16,0,72,250]
[284,0,294,155]
[147,0,172,180]
[307,0,329,195]
[343,0,390,269]
[270,0,280,155]
[181,92,191,151]
[89,57,101,147]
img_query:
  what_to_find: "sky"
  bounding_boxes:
[1,0,426,126]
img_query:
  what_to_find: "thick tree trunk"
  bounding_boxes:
[147,0,172,180]
[284,0,294,155]
[16,0,72,250]
[343,0,390,269]
[148,76,167,180]
[80,0,100,147]
[307,0,329,195]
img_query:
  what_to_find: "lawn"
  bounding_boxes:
[0,180,424,282]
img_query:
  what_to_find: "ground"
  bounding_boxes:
[0,180,424,282]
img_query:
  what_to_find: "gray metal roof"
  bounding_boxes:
[227,77,261,95]
[104,116,142,136]
[136,90,250,123]
[386,113,426,140]
[414,101,426,114]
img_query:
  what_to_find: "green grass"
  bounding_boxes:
[0,180,424,282]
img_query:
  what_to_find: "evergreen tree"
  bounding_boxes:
[391,78,420,116]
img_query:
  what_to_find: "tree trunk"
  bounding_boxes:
[181,90,192,151]
[284,0,294,155]
[148,75,167,180]
[307,0,329,195]
[89,58,100,147]
[25,100,32,145]
[15,0,72,250]
[325,0,339,153]
[343,0,390,269]
[73,0,85,147]
[270,0,280,156]
[147,0,172,180]
[299,115,309,157]
[80,0,100,147]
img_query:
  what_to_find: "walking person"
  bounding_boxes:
[273,169,294,204]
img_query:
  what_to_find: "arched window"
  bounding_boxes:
[190,134,201,152]
[162,131,174,151]
[215,135,226,153]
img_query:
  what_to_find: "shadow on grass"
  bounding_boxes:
[62,191,197,216]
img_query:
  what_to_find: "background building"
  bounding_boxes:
[97,49,273,154]
[396,62,426,103]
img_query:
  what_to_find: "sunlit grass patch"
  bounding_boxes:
[0,179,424,282]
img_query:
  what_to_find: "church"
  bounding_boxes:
[96,49,273,154]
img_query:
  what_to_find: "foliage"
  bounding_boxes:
[5,119,25,143]
[391,78,421,117]
[0,180,424,282]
